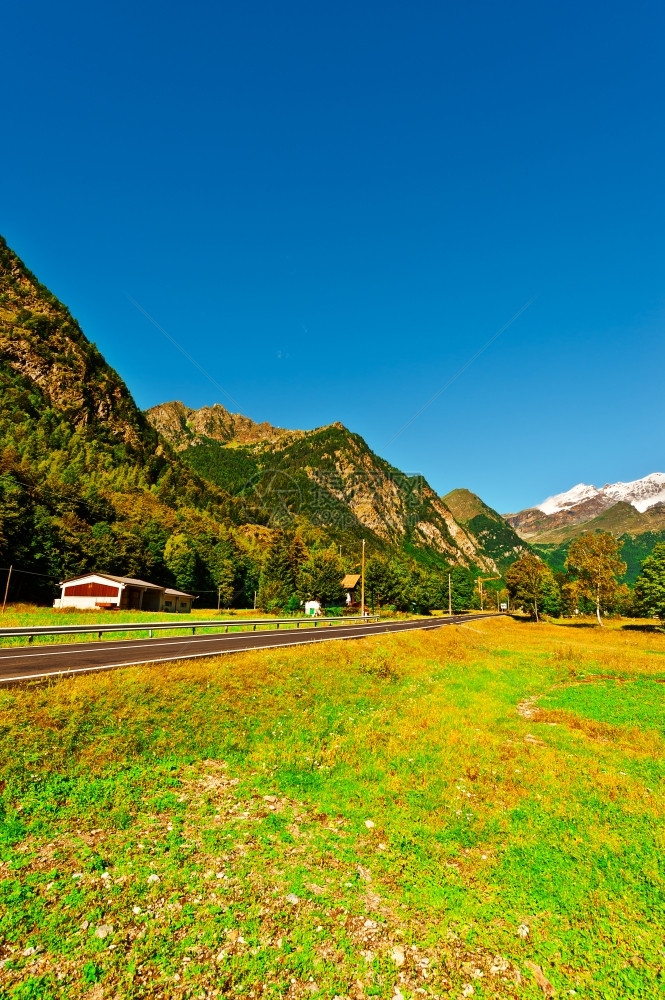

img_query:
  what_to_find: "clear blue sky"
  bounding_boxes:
[3,0,664,512]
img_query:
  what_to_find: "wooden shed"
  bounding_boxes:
[341,573,361,606]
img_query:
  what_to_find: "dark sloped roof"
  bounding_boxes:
[164,588,196,599]
[60,573,164,590]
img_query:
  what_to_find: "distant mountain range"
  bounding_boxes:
[537,474,665,515]
[505,474,665,543]
[505,474,665,585]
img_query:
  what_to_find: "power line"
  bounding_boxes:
[0,566,61,580]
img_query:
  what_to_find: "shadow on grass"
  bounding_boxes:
[549,621,600,629]
[621,623,665,635]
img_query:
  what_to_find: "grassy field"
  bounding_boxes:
[0,616,663,999]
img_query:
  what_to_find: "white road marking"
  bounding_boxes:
[0,621,391,660]
[0,619,471,683]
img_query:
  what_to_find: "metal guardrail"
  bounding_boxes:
[0,614,382,644]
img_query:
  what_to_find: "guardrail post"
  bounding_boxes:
[225,625,228,633]
[192,627,196,635]
[253,623,256,631]
[98,631,102,640]
[149,629,153,638]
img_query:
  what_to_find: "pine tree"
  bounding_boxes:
[258,533,295,610]
[634,542,665,620]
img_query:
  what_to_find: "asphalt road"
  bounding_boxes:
[0,614,496,685]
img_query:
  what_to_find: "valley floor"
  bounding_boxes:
[0,617,663,999]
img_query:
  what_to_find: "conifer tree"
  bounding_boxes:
[258,533,295,610]
[634,542,665,620]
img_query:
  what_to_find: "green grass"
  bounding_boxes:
[0,617,663,998]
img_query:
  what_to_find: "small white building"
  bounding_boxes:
[53,573,195,613]
[304,600,321,616]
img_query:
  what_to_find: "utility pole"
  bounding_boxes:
[2,565,12,614]
[361,539,365,616]
[253,590,257,611]
[217,586,222,612]
[477,576,500,613]
[448,572,452,616]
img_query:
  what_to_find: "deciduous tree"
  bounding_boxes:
[505,553,559,622]
[565,532,626,626]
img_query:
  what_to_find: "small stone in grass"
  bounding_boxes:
[95,924,113,940]
[390,945,405,966]
[285,893,299,905]
[364,819,375,829]
[517,923,529,939]
[132,906,141,915]
[147,873,160,884]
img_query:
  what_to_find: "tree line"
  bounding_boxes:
[504,531,665,624]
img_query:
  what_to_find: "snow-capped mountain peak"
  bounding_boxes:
[538,483,600,515]
[537,474,665,516]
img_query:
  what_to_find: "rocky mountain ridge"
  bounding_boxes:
[145,401,499,572]
[145,400,305,450]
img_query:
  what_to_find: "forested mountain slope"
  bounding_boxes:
[0,237,256,602]
[442,488,530,573]
[0,236,498,607]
